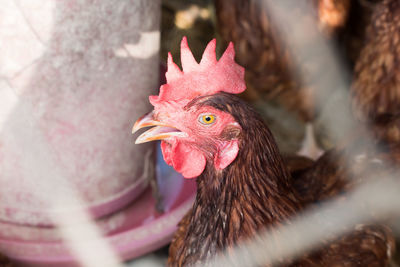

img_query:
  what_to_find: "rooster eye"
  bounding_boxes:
[198,114,216,125]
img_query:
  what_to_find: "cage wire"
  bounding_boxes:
[2,0,400,266]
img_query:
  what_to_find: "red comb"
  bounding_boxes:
[149,37,246,106]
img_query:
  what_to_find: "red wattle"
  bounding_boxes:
[161,141,206,179]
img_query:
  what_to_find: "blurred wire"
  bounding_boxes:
[3,1,399,266]
[3,95,124,267]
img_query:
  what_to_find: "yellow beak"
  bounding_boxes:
[132,112,186,144]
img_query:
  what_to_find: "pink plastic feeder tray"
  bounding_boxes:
[0,147,196,266]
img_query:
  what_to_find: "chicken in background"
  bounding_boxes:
[133,38,395,266]
[349,2,400,262]
[351,0,400,146]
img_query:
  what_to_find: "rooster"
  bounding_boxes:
[133,37,394,266]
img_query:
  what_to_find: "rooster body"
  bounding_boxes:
[133,38,394,266]
[166,93,394,266]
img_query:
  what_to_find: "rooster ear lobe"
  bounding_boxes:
[214,140,239,170]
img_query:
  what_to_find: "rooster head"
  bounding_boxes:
[133,37,246,178]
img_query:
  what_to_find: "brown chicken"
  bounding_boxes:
[133,38,395,266]
[351,0,400,144]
